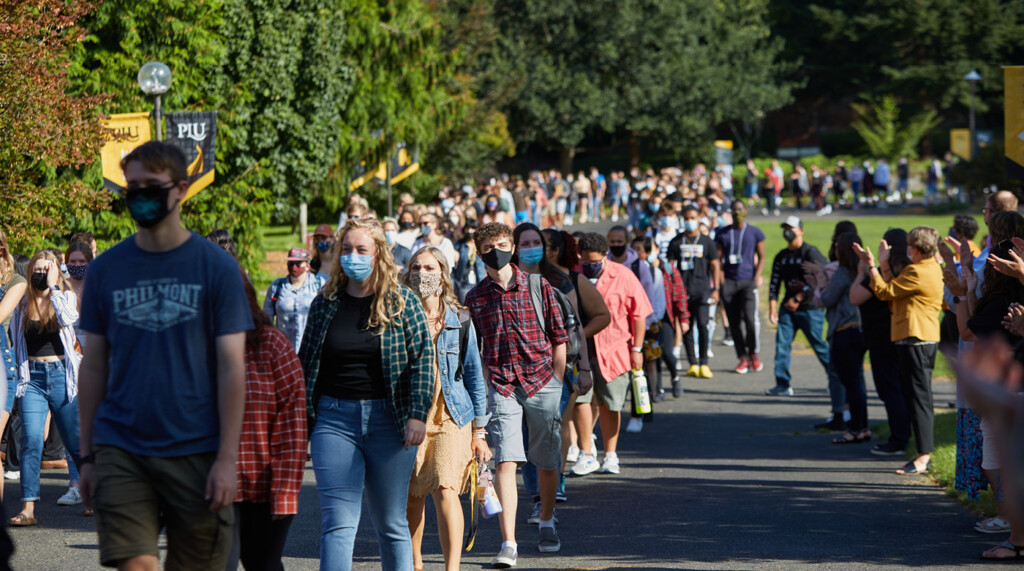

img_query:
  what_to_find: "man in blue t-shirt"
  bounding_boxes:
[714,200,766,374]
[77,141,252,569]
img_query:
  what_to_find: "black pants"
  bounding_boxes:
[897,343,937,454]
[867,339,910,447]
[722,278,758,359]
[682,298,710,366]
[832,328,867,431]
[225,502,294,571]
[657,315,678,380]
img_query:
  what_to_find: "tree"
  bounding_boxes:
[65,0,354,267]
[328,0,458,209]
[0,0,108,252]
[850,95,941,162]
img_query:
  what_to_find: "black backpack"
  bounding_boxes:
[527,274,582,374]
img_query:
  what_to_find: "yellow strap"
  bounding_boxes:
[464,459,478,552]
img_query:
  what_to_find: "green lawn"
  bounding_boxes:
[872,411,999,517]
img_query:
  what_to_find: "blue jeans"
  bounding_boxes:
[773,308,831,391]
[20,360,80,502]
[311,398,416,571]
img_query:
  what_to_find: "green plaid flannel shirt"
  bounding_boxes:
[299,286,435,435]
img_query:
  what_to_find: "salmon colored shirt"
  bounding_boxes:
[592,260,653,381]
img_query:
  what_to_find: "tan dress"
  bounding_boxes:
[408,349,473,497]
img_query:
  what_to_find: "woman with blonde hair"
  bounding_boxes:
[0,229,26,502]
[298,218,435,571]
[8,251,82,526]
[402,246,489,571]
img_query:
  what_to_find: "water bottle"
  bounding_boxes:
[632,368,652,415]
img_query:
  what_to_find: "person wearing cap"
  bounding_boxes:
[765,216,829,397]
[310,224,335,275]
[264,248,327,351]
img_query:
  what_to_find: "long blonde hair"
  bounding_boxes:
[0,228,13,286]
[23,250,70,333]
[402,246,464,314]
[321,218,405,334]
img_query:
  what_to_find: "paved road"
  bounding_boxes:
[6,212,996,570]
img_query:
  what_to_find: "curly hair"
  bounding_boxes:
[577,232,609,255]
[321,219,405,334]
[473,222,513,250]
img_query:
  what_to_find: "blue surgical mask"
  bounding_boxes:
[519,246,544,266]
[339,254,374,282]
[684,219,699,232]
[717,216,727,227]
[420,224,432,237]
[648,203,660,213]
[385,231,397,245]
[441,198,455,212]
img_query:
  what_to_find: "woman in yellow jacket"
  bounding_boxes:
[854,226,944,476]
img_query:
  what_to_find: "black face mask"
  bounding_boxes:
[609,244,627,258]
[783,229,797,242]
[399,221,415,231]
[125,183,177,229]
[480,247,514,270]
[31,272,49,291]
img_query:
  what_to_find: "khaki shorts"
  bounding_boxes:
[93,446,234,569]
[575,365,630,411]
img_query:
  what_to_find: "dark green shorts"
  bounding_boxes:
[93,446,234,569]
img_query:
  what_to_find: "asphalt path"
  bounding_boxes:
[4,211,999,570]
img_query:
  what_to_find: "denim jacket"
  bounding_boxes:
[437,306,489,428]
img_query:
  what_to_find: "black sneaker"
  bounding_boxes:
[871,442,907,456]
[814,417,847,431]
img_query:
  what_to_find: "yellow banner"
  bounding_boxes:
[100,113,152,193]
[950,128,971,161]
[714,140,733,149]
[1006,66,1024,180]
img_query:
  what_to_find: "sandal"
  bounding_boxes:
[976,516,1012,534]
[832,430,871,445]
[981,540,1024,560]
[9,513,37,527]
[896,459,931,475]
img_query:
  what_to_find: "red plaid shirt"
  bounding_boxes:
[235,327,307,515]
[661,263,690,323]
[465,265,569,397]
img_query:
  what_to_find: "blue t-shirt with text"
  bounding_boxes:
[79,233,253,457]
[714,223,765,281]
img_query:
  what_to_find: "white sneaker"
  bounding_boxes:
[57,485,82,506]
[611,214,619,222]
[570,453,599,476]
[4,471,19,480]
[673,345,681,360]
[601,453,620,474]
[566,445,580,463]
[625,418,643,433]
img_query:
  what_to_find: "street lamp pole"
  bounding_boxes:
[138,62,173,141]
[965,69,982,160]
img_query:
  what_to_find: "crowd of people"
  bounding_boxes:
[0,140,1018,570]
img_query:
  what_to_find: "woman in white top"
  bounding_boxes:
[412,213,458,270]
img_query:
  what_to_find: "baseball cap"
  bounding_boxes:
[313,224,333,237]
[286,248,312,262]
[781,216,803,229]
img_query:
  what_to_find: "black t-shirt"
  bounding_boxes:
[968,295,1013,343]
[668,232,718,298]
[319,293,386,400]
[858,274,891,345]
[769,243,828,311]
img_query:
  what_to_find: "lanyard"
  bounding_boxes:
[730,225,747,259]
